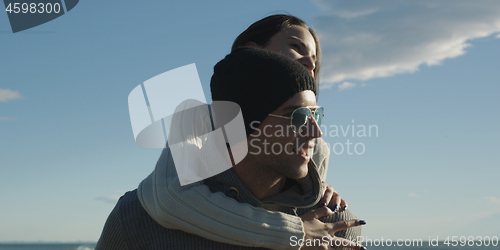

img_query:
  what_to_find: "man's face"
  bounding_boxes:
[247,90,323,180]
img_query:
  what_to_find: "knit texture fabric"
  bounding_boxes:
[211,47,316,137]
[96,142,361,250]
[136,141,305,249]
[96,188,360,250]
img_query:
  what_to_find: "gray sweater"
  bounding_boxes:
[96,166,361,250]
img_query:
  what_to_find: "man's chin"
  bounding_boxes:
[288,164,309,179]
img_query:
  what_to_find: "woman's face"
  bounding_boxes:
[262,25,317,77]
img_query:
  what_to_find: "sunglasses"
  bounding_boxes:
[268,106,324,133]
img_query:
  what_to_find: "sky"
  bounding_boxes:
[1,0,499,244]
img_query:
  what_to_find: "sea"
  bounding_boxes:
[0,243,96,250]
[0,242,497,250]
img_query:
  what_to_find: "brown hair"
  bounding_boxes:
[231,14,322,88]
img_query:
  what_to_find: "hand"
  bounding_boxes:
[299,207,366,250]
[318,181,348,212]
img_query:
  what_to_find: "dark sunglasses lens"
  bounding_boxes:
[291,108,311,132]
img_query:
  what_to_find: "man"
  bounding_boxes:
[96,47,365,250]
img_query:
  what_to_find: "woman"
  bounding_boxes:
[98,15,362,250]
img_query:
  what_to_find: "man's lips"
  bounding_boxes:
[290,142,315,157]
[294,147,309,158]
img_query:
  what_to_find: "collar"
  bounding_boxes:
[204,160,322,215]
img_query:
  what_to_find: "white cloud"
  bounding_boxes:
[96,195,120,204]
[496,33,500,39]
[336,81,356,91]
[334,8,379,19]
[485,196,500,205]
[0,89,22,102]
[408,193,420,198]
[0,116,17,121]
[313,0,500,88]
[96,190,126,204]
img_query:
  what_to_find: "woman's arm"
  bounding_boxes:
[137,139,357,250]
[138,145,306,249]
[137,100,343,249]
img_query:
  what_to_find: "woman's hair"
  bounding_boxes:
[231,14,322,87]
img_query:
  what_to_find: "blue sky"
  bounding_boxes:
[1,0,499,243]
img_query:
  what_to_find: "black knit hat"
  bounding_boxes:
[210,47,316,137]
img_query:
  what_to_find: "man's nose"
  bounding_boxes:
[301,115,322,138]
